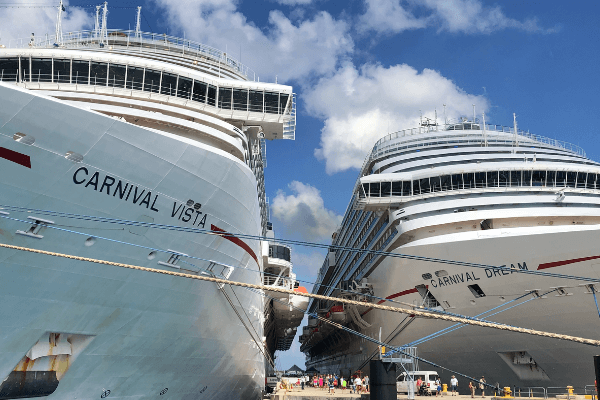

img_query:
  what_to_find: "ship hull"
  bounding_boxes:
[309,224,600,391]
[0,84,265,399]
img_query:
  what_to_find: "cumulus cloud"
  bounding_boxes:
[357,0,428,34]
[154,0,353,82]
[306,62,488,174]
[292,249,326,277]
[275,0,314,5]
[0,0,91,45]
[357,0,553,35]
[271,181,342,242]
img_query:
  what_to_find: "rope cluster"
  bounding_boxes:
[1,242,598,347]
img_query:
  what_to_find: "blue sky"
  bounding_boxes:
[3,0,600,370]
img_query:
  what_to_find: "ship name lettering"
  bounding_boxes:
[170,201,207,228]
[72,167,159,212]
[430,271,480,288]
[485,262,528,278]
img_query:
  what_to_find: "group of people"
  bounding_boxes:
[308,374,370,394]
[416,375,487,398]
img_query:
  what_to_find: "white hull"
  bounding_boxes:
[311,224,600,390]
[0,85,266,399]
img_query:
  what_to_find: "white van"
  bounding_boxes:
[396,371,440,394]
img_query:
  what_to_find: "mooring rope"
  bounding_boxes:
[0,242,598,347]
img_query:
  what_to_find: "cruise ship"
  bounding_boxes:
[0,5,297,400]
[301,117,600,391]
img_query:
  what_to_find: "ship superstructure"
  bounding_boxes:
[0,8,295,399]
[301,118,600,389]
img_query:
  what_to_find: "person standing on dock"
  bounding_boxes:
[365,375,370,393]
[436,377,442,397]
[469,381,476,398]
[479,376,486,398]
[319,375,323,390]
[451,376,458,396]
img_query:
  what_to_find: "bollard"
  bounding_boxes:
[443,383,448,393]
[370,360,396,400]
[502,387,513,398]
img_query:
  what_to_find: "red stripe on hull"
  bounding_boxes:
[538,255,600,270]
[362,288,420,316]
[211,224,258,264]
[0,147,31,168]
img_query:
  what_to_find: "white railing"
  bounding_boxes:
[10,29,254,78]
[372,124,586,158]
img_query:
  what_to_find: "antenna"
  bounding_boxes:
[472,104,475,123]
[94,6,101,38]
[482,112,487,147]
[54,0,64,46]
[100,2,108,45]
[513,112,518,147]
[443,104,447,127]
[135,6,141,39]
[434,108,437,126]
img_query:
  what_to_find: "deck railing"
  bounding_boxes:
[9,29,254,78]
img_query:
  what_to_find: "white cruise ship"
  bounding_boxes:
[0,6,296,400]
[301,118,600,391]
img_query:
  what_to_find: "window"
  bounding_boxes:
[218,87,232,109]
[232,88,247,111]
[463,173,475,189]
[510,170,521,186]
[555,171,567,187]
[419,178,430,194]
[451,174,463,190]
[576,172,587,188]
[402,181,412,196]
[361,183,369,197]
[440,175,451,191]
[90,61,107,86]
[487,171,499,187]
[475,172,486,188]
[430,176,441,192]
[392,181,402,196]
[72,60,89,84]
[415,284,440,308]
[143,69,161,93]
[160,72,177,96]
[381,182,391,197]
[53,59,70,83]
[566,171,577,188]
[522,170,532,187]
[0,57,19,81]
[249,90,263,112]
[31,58,52,82]
[468,284,486,298]
[126,66,144,90]
[191,81,207,103]
[532,171,546,186]
[107,63,126,88]
[547,170,556,187]
[587,173,597,190]
[499,171,509,187]
[269,245,291,262]
[176,76,192,99]
[207,84,217,106]
[280,93,290,114]
[264,92,279,113]
[369,182,381,197]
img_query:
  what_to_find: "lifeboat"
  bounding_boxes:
[329,305,347,324]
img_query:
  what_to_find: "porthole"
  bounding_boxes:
[85,237,96,246]
[160,388,168,395]
[435,270,448,277]
[422,273,432,280]
[148,251,157,260]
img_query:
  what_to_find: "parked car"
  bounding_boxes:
[396,371,440,394]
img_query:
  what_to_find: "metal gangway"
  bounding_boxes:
[382,346,419,399]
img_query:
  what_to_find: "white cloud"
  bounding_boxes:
[357,0,428,34]
[306,62,488,174]
[0,0,91,45]
[357,0,553,35]
[423,0,550,34]
[154,0,353,82]
[275,0,314,5]
[271,181,343,242]
[292,249,326,277]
